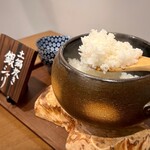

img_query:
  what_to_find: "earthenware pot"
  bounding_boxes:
[51,33,150,137]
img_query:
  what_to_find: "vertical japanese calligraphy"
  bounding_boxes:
[0,34,37,103]
[0,50,25,88]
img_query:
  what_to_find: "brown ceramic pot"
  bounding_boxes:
[51,33,150,137]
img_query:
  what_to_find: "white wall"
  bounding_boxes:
[0,0,150,41]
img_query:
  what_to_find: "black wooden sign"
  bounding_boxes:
[0,34,38,103]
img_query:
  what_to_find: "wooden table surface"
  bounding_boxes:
[0,105,51,150]
[0,31,67,150]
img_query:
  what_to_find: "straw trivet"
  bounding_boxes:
[34,85,150,150]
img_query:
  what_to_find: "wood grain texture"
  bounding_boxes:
[0,31,67,150]
[35,85,150,150]
[0,34,38,103]
[0,105,53,150]
[0,65,68,150]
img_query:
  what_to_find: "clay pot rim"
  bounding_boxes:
[59,33,150,83]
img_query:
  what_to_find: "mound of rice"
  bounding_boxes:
[69,58,139,79]
[78,29,143,73]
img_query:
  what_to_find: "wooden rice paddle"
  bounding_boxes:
[109,56,150,72]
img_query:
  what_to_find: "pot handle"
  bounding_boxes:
[143,101,150,117]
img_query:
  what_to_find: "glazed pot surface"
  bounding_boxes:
[51,33,150,136]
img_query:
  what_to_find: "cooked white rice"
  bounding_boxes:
[68,58,139,79]
[79,29,143,73]
[120,72,139,79]
[69,29,142,79]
